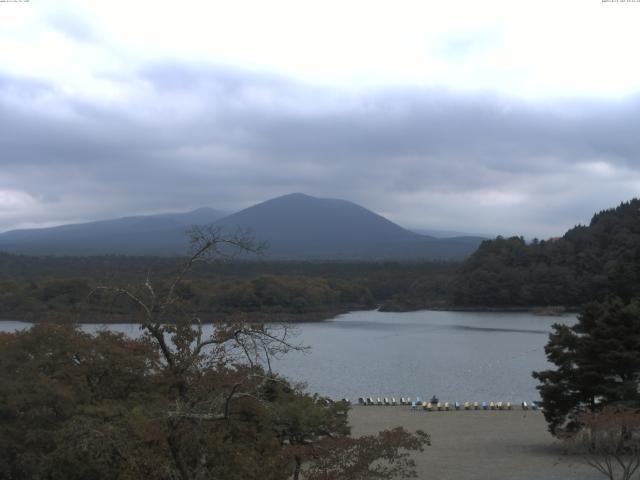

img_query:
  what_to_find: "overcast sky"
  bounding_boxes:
[1,0,639,237]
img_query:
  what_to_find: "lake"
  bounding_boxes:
[0,309,575,403]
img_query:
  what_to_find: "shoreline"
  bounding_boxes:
[0,304,578,325]
[379,304,579,316]
[0,308,356,325]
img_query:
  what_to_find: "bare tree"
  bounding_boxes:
[92,226,305,480]
[569,406,640,480]
[95,225,299,371]
[84,226,429,480]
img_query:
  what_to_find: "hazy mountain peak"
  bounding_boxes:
[212,193,481,259]
[261,192,349,206]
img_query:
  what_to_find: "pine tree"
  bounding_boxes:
[533,297,640,434]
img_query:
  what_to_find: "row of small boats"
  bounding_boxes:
[347,397,540,410]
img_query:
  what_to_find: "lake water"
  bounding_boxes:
[0,309,576,403]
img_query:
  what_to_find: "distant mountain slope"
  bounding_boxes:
[412,228,491,239]
[0,208,226,255]
[213,193,482,260]
[0,194,484,259]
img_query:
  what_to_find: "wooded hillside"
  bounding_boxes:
[450,199,640,307]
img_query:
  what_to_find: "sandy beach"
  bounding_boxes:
[348,406,602,480]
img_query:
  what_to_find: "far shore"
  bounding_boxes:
[379,304,579,316]
[348,406,598,480]
[0,308,355,325]
[0,304,578,325]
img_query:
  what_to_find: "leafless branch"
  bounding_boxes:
[570,407,640,480]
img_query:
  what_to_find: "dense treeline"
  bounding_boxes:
[380,199,640,310]
[0,275,372,322]
[0,255,456,321]
[450,199,640,307]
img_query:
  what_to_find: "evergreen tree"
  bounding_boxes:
[533,297,640,434]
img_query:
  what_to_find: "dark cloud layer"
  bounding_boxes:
[1,63,639,237]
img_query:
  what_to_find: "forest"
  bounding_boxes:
[449,199,640,308]
[1,199,639,322]
[0,254,455,322]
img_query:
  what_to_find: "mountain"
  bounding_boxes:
[0,194,484,259]
[0,208,226,255]
[214,193,483,259]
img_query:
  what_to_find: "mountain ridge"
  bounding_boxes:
[0,194,485,259]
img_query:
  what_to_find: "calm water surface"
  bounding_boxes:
[1,310,576,403]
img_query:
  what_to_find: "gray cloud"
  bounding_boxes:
[1,63,639,237]
[47,11,97,43]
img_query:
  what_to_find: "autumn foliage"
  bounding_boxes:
[0,229,428,480]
